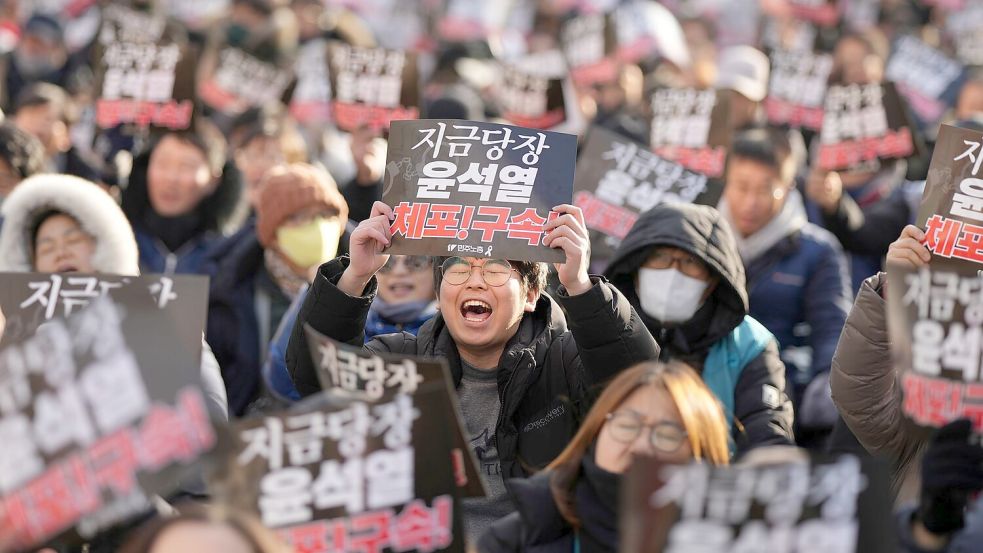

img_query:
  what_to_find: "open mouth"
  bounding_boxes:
[388,282,416,296]
[460,299,493,323]
[56,264,79,273]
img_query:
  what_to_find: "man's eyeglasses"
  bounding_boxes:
[644,249,710,280]
[440,257,516,287]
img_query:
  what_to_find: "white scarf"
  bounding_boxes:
[718,189,808,263]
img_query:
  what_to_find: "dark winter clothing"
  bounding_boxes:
[122,145,239,276]
[744,222,851,396]
[206,232,294,415]
[477,454,619,553]
[341,176,382,223]
[286,256,660,481]
[604,203,795,452]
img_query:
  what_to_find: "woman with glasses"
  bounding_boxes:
[604,202,794,454]
[479,360,729,553]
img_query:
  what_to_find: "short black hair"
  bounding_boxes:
[29,209,68,258]
[431,256,549,296]
[727,126,795,183]
[13,82,77,125]
[152,121,228,176]
[0,123,45,179]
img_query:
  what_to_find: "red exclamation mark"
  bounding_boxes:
[457,206,475,240]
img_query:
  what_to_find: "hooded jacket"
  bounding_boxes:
[604,203,794,452]
[287,256,660,481]
[121,147,240,275]
[0,173,229,424]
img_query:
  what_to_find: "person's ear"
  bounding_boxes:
[523,286,540,313]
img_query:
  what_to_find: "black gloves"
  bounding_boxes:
[917,419,983,535]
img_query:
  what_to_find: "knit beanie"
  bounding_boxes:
[255,163,349,247]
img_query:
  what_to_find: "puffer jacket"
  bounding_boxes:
[604,203,795,453]
[287,256,660,480]
[745,222,851,399]
[830,272,925,504]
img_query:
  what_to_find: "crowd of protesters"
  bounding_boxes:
[1,0,983,552]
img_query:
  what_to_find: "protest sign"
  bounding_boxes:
[197,46,294,117]
[0,273,208,352]
[573,126,717,260]
[327,42,420,133]
[946,3,983,67]
[303,325,487,499]
[817,82,917,171]
[886,264,983,433]
[497,63,567,130]
[560,13,619,87]
[290,38,333,126]
[210,383,465,553]
[621,454,896,553]
[765,49,832,131]
[885,36,966,129]
[916,124,983,272]
[382,119,577,263]
[92,4,196,131]
[786,0,840,27]
[0,289,216,550]
[650,88,731,179]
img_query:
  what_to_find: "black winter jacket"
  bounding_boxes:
[478,456,619,553]
[603,203,795,452]
[286,256,660,479]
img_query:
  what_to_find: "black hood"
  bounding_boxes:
[121,148,242,245]
[603,203,748,355]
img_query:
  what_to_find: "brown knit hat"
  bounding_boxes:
[255,163,349,248]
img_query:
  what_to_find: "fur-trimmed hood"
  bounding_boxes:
[0,174,140,275]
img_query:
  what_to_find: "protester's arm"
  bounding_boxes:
[287,202,394,397]
[733,341,796,453]
[807,170,910,257]
[830,225,931,459]
[546,204,660,386]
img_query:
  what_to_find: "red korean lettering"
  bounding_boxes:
[470,206,511,242]
[349,510,392,553]
[155,100,194,130]
[391,496,454,552]
[422,204,462,239]
[87,428,139,496]
[903,373,963,427]
[925,214,963,257]
[506,208,548,246]
[5,456,100,543]
[953,221,983,263]
[95,99,122,128]
[962,383,983,432]
[390,202,430,240]
[280,520,335,553]
[138,403,194,470]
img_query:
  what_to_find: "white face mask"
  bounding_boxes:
[637,268,710,323]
